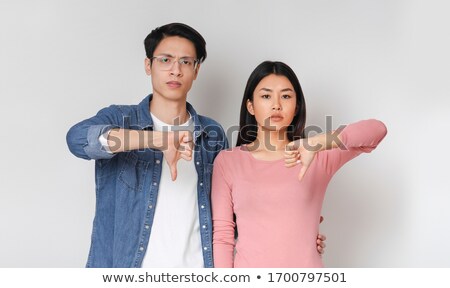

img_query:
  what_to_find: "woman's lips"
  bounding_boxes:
[270,115,284,122]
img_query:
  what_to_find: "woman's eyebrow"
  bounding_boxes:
[258,87,294,92]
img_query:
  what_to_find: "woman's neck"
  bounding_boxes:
[246,129,289,160]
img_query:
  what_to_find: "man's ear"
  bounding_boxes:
[193,63,201,80]
[145,58,152,76]
[246,99,255,115]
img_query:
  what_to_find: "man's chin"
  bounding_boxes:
[159,91,188,102]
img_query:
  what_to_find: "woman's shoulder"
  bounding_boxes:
[215,146,246,164]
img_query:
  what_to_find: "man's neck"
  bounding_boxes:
[149,94,189,125]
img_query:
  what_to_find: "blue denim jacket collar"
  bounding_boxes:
[137,94,206,141]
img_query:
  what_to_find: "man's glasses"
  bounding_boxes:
[150,55,199,71]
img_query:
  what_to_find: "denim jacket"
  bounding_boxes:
[66,94,228,267]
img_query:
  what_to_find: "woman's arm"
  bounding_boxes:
[211,152,236,268]
[285,119,387,180]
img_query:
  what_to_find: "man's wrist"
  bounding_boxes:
[146,130,171,150]
[99,129,113,154]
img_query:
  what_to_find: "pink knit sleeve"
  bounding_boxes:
[316,119,387,175]
[211,152,235,268]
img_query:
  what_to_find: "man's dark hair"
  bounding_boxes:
[144,23,207,63]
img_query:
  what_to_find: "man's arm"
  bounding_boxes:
[66,105,122,160]
[106,128,192,181]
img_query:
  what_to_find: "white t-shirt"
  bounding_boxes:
[141,112,203,268]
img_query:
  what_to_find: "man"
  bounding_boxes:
[66,23,325,268]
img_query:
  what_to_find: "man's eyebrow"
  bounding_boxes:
[154,53,195,58]
[155,53,174,57]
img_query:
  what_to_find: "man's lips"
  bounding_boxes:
[166,81,181,88]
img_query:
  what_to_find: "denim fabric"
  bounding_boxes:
[66,94,228,267]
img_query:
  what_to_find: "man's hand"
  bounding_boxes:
[317,216,326,255]
[317,234,327,255]
[162,131,193,181]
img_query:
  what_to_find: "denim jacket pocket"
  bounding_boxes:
[117,152,148,193]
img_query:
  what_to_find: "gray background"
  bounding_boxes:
[1,0,449,267]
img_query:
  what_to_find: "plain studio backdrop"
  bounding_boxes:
[1,0,449,267]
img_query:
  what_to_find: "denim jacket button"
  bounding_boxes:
[200,182,203,186]
[201,205,205,209]
[155,160,161,164]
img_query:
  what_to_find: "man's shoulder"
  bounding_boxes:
[110,103,140,114]
[104,95,149,114]
[97,102,139,116]
[196,114,226,136]
[196,114,222,127]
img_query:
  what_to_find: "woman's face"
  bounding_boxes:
[247,74,297,134]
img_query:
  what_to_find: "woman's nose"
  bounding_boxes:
[272,104,281,111]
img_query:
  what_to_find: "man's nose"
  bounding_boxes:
[170,61,182,76]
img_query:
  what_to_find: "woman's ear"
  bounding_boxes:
[246,99,255,115]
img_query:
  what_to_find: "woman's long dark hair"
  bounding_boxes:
[233,61,307,239]
[236,61,306,146]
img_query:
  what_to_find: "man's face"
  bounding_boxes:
[145,36,199,102]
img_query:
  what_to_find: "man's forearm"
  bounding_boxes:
[107,128,165,153]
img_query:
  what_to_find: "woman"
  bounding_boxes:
[211,61,387,268]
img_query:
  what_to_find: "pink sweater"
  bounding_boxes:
[211,119,387,268]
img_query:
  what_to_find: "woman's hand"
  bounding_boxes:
[285,138,318,181]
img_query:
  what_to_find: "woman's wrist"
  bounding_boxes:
[306,131,340,152]
[306,134,326,152]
